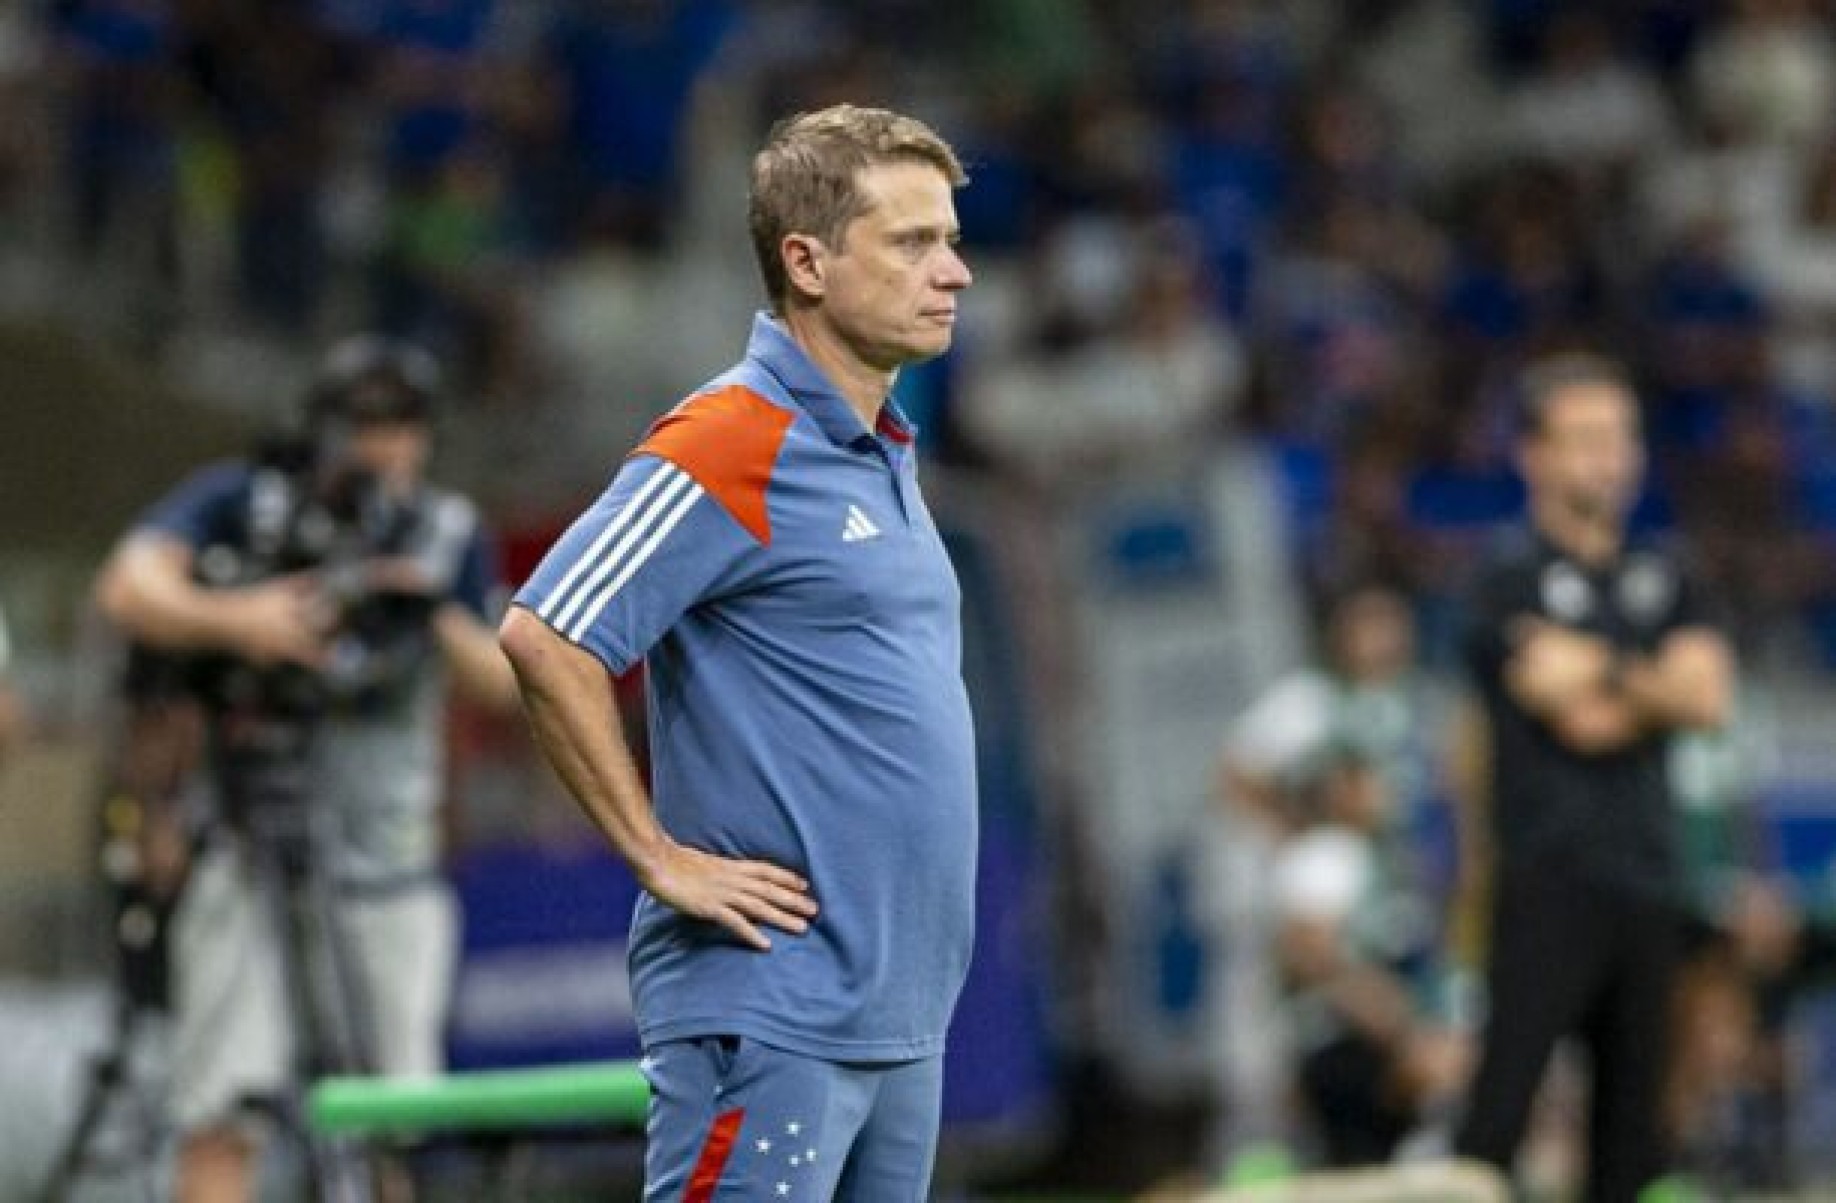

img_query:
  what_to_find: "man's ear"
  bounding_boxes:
[781,233,825,301]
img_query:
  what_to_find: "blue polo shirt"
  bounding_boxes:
[513,314,978,1062]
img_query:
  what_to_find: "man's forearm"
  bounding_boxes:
[499,608,669,881]
[98,536,327,669]
[96,538,234,652]
[434,604,521,713]
[1551,687,1646,755]
[1507,623,1728,752]
[1504,621,1615,715]
[1614,631,1734,731]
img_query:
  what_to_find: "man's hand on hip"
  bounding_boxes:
[640,842,818,951]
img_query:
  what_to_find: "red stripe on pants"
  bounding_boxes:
[683,1108,747,1203]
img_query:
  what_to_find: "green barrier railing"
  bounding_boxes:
[307,1061,650,1138]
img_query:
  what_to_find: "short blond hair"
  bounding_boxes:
[748,104,967,309]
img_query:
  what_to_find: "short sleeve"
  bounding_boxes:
[135,461,253,548]
[1227,673,1332,780]
[450,527,500,619]
[512,455,760,673]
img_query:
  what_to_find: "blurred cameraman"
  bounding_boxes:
[93,337,517,1203]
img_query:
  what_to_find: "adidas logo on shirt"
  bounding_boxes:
[842,504,881,542]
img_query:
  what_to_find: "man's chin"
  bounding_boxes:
[891,334,952,367]
[919,325,957,356]
[1574,495,1634,525]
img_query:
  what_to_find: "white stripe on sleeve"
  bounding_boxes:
[536,463,683,623]
[565,478,707,641]
[549,467,699,634]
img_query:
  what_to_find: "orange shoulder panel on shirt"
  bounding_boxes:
[633,385,794,545]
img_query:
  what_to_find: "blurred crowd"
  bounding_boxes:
[6,0,1836,1196]
[4,0,1836,665]
[1207,578,1812,1196]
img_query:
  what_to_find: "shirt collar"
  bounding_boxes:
[1534,525,1627,574]
[745,312,918,452]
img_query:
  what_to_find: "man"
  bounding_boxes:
[1451,354,1735,1202]
[94,338,518,1203]
[1224,579,1428,830]
[1219,581,1461,1168]
[499,104,977,1201]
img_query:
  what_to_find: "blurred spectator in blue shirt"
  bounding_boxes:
[544,0,738,248]
[1639,215,1770,452]
[57,0,178,270]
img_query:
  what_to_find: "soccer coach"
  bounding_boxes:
[1451,354,1735,1203]
[499,105,977,1201]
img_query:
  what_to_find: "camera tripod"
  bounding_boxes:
[43,729,390,1203]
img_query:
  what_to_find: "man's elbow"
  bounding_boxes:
[1660,635,1737,731]
[93,536,187,641]
[1668,647,1736,731]
[1680,675,1734,731]
[92,556,140,633]
[497,605,541,671]
[498,604,569,688]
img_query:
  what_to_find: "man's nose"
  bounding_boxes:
[938,245,973,290]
